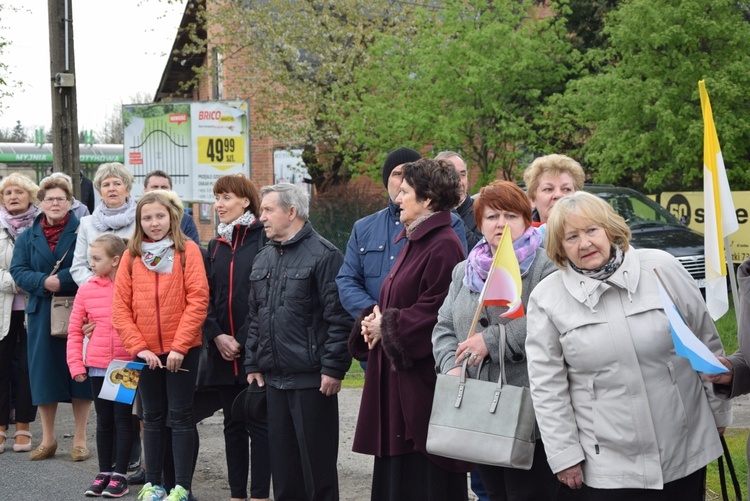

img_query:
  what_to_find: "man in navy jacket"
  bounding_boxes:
[336,147,468,326]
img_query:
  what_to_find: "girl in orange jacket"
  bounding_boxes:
[112,190,208,501]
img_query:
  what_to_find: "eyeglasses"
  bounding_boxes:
[42,197,68,205]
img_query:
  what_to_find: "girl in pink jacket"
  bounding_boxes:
[66,234,131,498]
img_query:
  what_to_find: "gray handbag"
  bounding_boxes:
[426,326,536,469]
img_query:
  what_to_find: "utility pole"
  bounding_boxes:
[48,0,81,200]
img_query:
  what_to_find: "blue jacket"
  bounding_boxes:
[336,200,467,318]
[181,213,200,244]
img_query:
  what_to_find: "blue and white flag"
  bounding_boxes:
[657,278,728,374]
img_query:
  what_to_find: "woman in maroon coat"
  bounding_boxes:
[350,158,470,501]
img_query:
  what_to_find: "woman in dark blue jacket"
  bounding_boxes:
[10,177,92,461]
[204,174,270,501]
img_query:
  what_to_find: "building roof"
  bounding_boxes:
[154,0,207,102]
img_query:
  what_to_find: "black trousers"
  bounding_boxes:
[371,452,469,501]
[91,376,133,474]
[267,385,339,501]
[582,466,706,501]
[216,384,271,499]
[138,347,199,491]
[477,439,559,501]
[0,311,35,426]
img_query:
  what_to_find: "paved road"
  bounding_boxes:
[1,388,747,500]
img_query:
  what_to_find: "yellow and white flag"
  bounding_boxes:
[699,80,739,320]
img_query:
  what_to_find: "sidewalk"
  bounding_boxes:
[0,388,745,500]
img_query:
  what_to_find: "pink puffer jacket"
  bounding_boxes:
[66,275,131,378]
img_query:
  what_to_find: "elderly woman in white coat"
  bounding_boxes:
[70,162,137,286]
[525,191,731,501]
[0,173,39,453]
[432,181,558,501]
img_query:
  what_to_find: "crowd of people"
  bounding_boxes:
[0,148,742,501]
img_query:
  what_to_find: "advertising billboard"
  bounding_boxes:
[123,100,250,201]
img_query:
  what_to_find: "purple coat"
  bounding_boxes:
[350,210,470,472]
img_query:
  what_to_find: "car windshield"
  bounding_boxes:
[589,191,685,230]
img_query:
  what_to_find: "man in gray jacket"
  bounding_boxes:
[244,183,352,501]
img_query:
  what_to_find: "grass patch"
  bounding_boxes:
[706,428,747,500]
[344,358,365,389]
[715,294,739,354]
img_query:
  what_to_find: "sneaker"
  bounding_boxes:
[102,475,129,498]
[165,485,189,501]
[137,482,167,501]
[85,473,111,497]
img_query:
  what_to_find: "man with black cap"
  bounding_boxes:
[336,147,468,336]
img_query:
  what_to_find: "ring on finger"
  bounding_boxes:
[471,354,478,360]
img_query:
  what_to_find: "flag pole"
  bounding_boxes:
[724,236,741,323]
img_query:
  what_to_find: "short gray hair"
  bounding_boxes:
[435,151,466,168]
[41,172,73,189]
[260,183,309,220]
[93,162,134,191]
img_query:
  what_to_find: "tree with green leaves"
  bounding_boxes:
[560,0,750,191]
[176,0,419,192]
[338,0,580,187]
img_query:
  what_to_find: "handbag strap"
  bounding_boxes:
[718,434,741,501]
[49,226,79,277]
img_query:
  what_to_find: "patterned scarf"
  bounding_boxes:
[569,246,624,280]
[41,211,71,252]
[405,212,435,238]
[141,238,176,275]
[217,212,256,244]
[0,204,39,240]
[91,196,136,232]
[464,225,543,293]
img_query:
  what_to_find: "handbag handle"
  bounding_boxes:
[718,434,741,501]
[458,324,509,388]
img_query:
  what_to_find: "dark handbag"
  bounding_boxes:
[49,236,77,339]
[426,326,536,469]
[718,435,741,501]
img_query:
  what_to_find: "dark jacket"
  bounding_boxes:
[204,221,266,385]
[349,210,470,472]
[454,195,482,251]
[336,200,469,319]
[10,212,91,405]
[81,175,95,215]
[181,213,200,244]
[243,221,352,390]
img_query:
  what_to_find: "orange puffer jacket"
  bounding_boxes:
[113,240,209,357]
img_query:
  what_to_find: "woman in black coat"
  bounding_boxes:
[204,174,270,501]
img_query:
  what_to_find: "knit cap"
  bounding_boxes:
[382,147,421,189]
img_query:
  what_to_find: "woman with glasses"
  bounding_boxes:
[10,176,93,461]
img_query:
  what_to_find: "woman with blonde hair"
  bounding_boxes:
[523,154,584,225]
[71,162,137,286]
[113,189,209,501]
[526,191,731,500]
[0,173,39,454]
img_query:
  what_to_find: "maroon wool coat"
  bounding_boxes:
[350,210,471,472]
